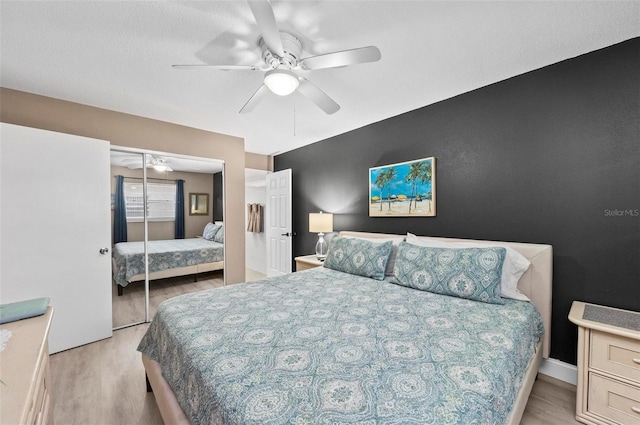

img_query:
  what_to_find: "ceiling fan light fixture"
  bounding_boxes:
[153,164,172,172]
[264,69,299,96]
[149,157,172,172]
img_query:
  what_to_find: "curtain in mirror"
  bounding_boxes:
[175,179,185,239]
[113,175,128,243]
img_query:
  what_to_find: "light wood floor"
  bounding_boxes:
[51,322,580,425]
[522,376,581,424]
[245,268,268,282]
[112,270,226,328]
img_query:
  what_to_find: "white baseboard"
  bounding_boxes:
[538,358,577,385]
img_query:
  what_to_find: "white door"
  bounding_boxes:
[265,169,292,277]
[0,123,112,353]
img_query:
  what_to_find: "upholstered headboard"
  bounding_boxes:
[339,231,553,359]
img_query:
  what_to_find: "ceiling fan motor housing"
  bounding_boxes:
[260,32,302,70]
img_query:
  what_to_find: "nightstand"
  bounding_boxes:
[568,301,640,425]
[294,255,324,271]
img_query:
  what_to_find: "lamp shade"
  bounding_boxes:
[309,212,333,233]
[264,69,299,96]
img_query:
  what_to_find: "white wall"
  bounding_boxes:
[245,170,268,274]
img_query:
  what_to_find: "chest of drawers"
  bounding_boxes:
[569,301,640,425]
[0,308,54,425]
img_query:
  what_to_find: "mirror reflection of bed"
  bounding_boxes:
[110,150,226,329]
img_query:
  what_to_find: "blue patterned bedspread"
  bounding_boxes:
[113,238,224,287]
[138,267,544,425]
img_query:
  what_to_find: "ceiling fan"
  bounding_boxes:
[120,155,173,172]
[172,0,381,114]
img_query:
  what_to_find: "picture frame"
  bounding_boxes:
[369,157,436,217]
[189,193,209,216]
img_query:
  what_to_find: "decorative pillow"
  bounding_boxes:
[202,223,221,241]
[392,242,506,304]
[213,225,224,243]
[323,236,393,280]
[342,235,404,276]
[406,233,531,301]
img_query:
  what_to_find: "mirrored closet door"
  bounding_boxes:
[110,149,225,329]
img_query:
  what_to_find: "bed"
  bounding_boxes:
[138,231,552,424]
[112,237,224,296]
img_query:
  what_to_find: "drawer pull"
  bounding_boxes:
[633,357,640,364]
[632,406,640,414]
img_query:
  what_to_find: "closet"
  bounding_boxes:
[110,148,226,329]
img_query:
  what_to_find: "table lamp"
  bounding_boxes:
[309,211,333,259]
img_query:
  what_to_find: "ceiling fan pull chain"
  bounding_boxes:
[293,92,297,137]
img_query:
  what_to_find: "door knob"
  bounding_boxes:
[99,247,109,255]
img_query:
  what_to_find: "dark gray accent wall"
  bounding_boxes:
[275,38,640,365]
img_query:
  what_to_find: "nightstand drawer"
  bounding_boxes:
[296,262,318,271]
[588,373,640,424]
[591,330,640,385]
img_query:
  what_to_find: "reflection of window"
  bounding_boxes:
[124,182,176,222]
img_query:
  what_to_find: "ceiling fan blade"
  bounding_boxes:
[239,84,270,114]
[248,0,284,57]
[172,64,260,71]
[300,46,381,70]
[297,79,340,114]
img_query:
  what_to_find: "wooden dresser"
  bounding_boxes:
[569,301,640,425]
[0,307,54,425]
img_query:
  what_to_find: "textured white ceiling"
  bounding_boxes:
[1,1,638,155]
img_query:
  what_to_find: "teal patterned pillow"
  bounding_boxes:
[392,242,506,304]
[202,223,221,241]
[213,225,224,243]
[323,236,393,280]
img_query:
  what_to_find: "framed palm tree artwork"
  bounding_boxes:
[369,157,436,217]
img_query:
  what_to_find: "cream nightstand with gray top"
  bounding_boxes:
[294,255,324,271]
[568,301,640,425]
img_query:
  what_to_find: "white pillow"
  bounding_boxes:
[406,233,531,301]
[342,235,404,276]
